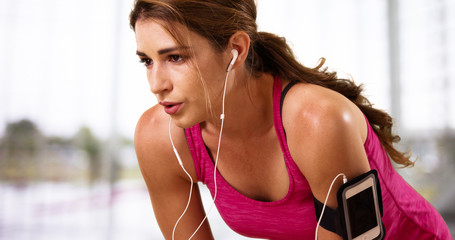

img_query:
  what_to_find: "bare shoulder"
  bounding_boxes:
[134,105,196,185]
[282,82,370,206]
[281,83,367,139]
[135,105,174,157]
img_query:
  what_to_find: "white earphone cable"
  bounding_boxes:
[187,60,231,240]
[170,61,232,240]
[170,119,194,240]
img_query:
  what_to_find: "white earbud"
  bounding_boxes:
[227,49,238,72]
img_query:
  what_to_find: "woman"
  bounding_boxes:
[130,0,451,239]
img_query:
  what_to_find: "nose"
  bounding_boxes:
[147,64,172,94]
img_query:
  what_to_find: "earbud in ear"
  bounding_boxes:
[227,49,238,72]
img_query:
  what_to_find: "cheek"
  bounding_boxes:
[183,54,227,115]
[197,62,226,94]
[176,66,203,93]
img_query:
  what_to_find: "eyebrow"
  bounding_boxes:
[136,50,148,57]
[136,46,190,57]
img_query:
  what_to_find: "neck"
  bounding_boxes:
[202,72,276,140]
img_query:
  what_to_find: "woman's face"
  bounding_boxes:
[135,20,229,128]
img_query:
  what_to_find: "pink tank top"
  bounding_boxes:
[184,76,451,240]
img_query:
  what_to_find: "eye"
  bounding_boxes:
[139,58,153,67]
[168,54,183,63]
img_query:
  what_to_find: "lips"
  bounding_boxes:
[160,101,183,115]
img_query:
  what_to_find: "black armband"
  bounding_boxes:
[313,170,385,240]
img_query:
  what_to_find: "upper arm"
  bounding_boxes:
[283,84,370,239]
[296,104,370,205]
[134,107,214,239]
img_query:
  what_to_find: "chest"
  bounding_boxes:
[204,131,290,202]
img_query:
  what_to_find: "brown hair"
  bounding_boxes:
[129,0,413,167]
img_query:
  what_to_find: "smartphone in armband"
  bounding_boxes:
[337,170,385,240]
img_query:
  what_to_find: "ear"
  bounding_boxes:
[226,31,250,70]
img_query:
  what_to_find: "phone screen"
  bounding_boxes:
[346,187,377,238]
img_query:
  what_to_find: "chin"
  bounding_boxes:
[171,115,201,129]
